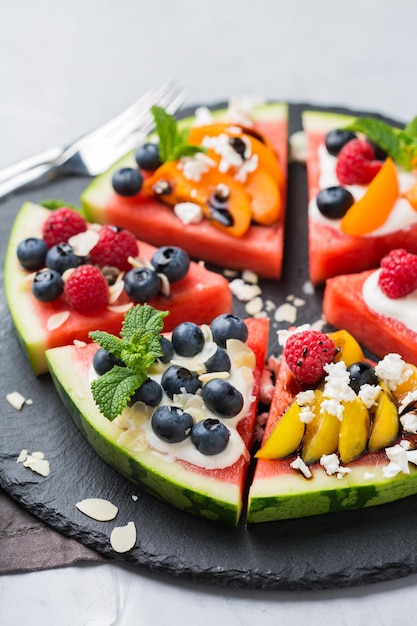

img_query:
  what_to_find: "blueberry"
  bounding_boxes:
[204,347,231,373]
[367,140,387,161]
[325,129,357,156]
[45,242,85,274]
[191,418,230,455]
[151,246,190,283]
[32,269,64,302]
[151,405,194,443]
[171,321,205,357]
[93,348,124,375]
[17,237,47,271]
[210,314,248,348]
[130,378,163,407]
[123,267,161,302]
[134,143,162,171]
[112,167,143,196]
[348,361,379,394]
[159,336,174,363]
[316,186,355,220]
[202,379,244,418]
[161,365,202,398]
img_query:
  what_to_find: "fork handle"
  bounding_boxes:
[0,146,63,184]
[0,161,57,200]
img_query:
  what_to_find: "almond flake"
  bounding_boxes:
[16,449,28,463]
[110,521,137,553]
[46,310,70,331]
[6,391,27,410]
[22,451,50,477]
[76,498,118,521]
[274,302,297,324]
[108,279,125,304]
[68,229,99,256]
[107,303,133,314]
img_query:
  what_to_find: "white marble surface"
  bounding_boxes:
[2,0,417,623]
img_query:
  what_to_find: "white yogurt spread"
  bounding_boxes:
[309,144,417,236]
[90,328,255,470]
[362,269,417,333]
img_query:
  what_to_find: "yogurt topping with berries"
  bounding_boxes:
[362,269,417,332]
[309,144,417,236]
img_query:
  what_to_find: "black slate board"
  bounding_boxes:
[1,103,416,591]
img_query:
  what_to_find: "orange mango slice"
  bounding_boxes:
[340,157,399,236]
[256,400,305,459]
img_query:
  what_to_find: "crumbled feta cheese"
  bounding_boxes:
[174,201,204,224]
[76,498,119,521]
[226,96,264,126]
[290,455,312,478]
[320,453,351,478]
[110,521,137,553]
[400,411,417,434]
[358,384,382,409]
[399,390,417,415]
[384,444,410,476]
[234,154,259,183]
[6,391,27,410]
[299,406,316,424]
[296,389,315,406]
[406,449,417,466]
[274,302,297,324]
[192,106,214,126]
[375,353,412,391]
[202,133,243,171]
[400,439,412,450]
[178,153,215,181]
[321,361,356,417]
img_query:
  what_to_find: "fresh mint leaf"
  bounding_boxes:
[345,117,417,170]
[40,198,81,211]
[89,304,169,421]
[91,366,144,421]
[151,105,206,163]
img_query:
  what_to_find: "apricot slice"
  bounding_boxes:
[256,400,305,459]
[403,181,417,211]
[328,329,365,367]
[301,390,340,464]
[368,384,399,452]
[142,161,252,237]
[338,396,370,464]
[340,157,399,236]
[391,363,417,405]
[244,166,281,225]
[188,123,285,190]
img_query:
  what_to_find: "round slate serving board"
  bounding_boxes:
[1,103,417,591]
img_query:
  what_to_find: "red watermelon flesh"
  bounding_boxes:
[5,202,233,375]
[303,113,417,285]
[323,269,417,367]
[81,104,288,279]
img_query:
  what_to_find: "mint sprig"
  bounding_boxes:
[345,116,417,170]
[151,105,206,163]
[89,304,169,421]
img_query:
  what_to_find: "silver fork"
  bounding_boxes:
[0,80,186,200]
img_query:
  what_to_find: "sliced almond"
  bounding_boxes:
[76,498,118,521]
[110,521,137,553]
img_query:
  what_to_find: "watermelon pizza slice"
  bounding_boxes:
[247,326,417,523]
[81,100,288,280]
[302,110,417,285]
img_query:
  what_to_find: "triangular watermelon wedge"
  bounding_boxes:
[46,316,269,526]
[302,110,417,285]
[80,102,288,279]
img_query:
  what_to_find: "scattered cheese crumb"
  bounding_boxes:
[178,153,215,181]
[131,494,138,501]
[375,353,412,391]
[290,456,312,478]
[6,391,27,410]
[76,498,119,521]
[320,453,351,479]
[358,384,382,409]
[110,521,137,553]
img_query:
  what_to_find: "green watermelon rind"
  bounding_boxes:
[301,110,356,134]
[80,102,288,227]
[4,201,49,373]
[46,342,251,526]
[247,454,417,523]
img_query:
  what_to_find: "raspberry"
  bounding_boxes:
[283,330,337,386]
[335,139,382,185]
[90,225,138,272]
[42,207,87,248]
[378,249,417,299]
[64,265,109,314]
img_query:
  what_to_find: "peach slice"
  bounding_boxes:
[340,157,399,236]
[256,400,305,459]
[338,396,370,464]
[368,385,399,452]
[301,390,340,464]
